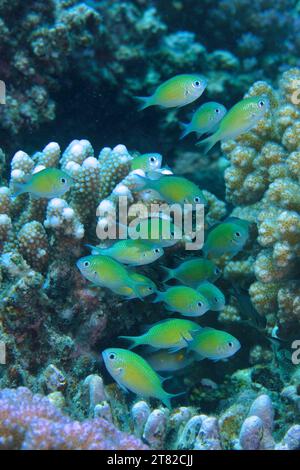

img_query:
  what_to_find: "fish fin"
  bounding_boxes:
[162,391,186,409]
[161,266,175,283]
[165,305,177,313]
[152,291,164,303]
[117,382,130,393]
[194,353,205,361]
[179,122,190,140]
[168,345,183,353]
[127,279,147,301]
[118,335,140,349]
[196,132,219,154]
[158,374,173,383]
[134,96,152,111]
[85,244,103,254]
[131,173,151,191]
[11,182,27,197]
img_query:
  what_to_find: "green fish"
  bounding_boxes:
[147,350,194,372]
[12,168,73,198]
[187,327,241,361]
[196,281,225,311]
[127,217,180,248]
[76,254,143,296]
[135,174,207,206]
[203,219,249,259]
[162,258,221,287]
[86,240,164,266]
[102,348,182,408]
[135,74,207,110]
[112,272,157,299]
[180,102,227,140]
[131,153,162,172]
[154,286,210,317]
[119,318,201,351]
[197,95,270,153]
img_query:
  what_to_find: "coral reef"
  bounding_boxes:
[222,68,300,337]
[0,386,147,450]
[0,0,300,450]
[1,0,299,156]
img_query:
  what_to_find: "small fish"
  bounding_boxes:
[131,153,162,172]
[147,350,194,372]
[119,318,201,351]
[112,272,157,299]
[102,348,182,408]
[230,283,266,331]
[162,258,221,287]
[186,327,241,361]
[127,217,180,248]
[196,281,225,311]
[135,174,207,206]
[197,95,270,153]
[12,168,73,198]
[154,286,210,317]
[86,240,164,266]
[203,219,249,259]
[135,74,207,110]
[180,102,227,140]
[76,254,143,297]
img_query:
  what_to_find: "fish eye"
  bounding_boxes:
[148,286,153,291]
[84,261,90,267]
[193,80,201,87]
[197,301,203,308]
[235,231,241,237]
[215,267,221,274]
[154,248,160,254]
[258,100,265,108]
[109,353,116,360]
[214,297,218,302]
[194,196,201,203]
[150,156,157,163]
[61,178,67,184]
[215,108,221,113]
[228,342,233,348]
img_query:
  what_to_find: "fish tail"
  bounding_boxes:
[84,244,103,254]
[196,132,219,154]
[161,391,186,409]
[179,122,190,140]
[134,96,151,111]
[118,335,140,349]
[131,173,151,191]
[152,291,164,303]
[11,182,26,197]
[161,266,174,283]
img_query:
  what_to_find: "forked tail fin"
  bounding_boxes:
[161,266,174,283]
[134,96,151,111]
[118,335,141,350]
[161,391,186,409]
[196,132,219,154]
[179,122,190,140]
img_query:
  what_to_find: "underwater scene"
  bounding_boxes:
[0,0,300,452]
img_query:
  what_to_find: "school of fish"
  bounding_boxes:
[11,73,270,408]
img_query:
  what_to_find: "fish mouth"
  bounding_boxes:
[101,350,109,363]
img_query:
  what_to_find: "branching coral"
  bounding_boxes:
[222,68,300,335]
